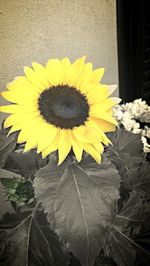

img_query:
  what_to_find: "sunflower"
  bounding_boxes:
[0,56,120,164]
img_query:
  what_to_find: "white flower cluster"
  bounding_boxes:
[113,99,150,153]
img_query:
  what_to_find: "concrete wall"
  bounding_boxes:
[0,0,118,125]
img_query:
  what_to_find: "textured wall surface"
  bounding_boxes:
[0,0,118,124]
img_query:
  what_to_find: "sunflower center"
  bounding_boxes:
[38,85,89,129]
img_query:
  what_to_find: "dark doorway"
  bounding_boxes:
[117,0,150,103]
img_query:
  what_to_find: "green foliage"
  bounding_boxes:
[1,176,34,208]
[0,128,150,266]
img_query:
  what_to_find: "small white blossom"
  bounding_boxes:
[114,98,150,153]
[113,105,124,121]
[133,122,140,129]
[122,119,134,132]
[144,145,150,153]
[132,128,142,134]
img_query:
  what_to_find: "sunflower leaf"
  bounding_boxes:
[0,168,21,179]
[106,129,144,171]
[130,161,150,199]
[94,250,116,266]
[106,224,150,266]
[0,207,69,266]
[34,154,68,229]
[34,154,121,266]
[106,129,145,192]
[0,129,17,167]
[116,191,150,237]
[4,150,48,178]
[107,129,144,158]
[105,191,150,266]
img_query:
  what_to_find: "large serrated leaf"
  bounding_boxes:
[0,130,17,167]
[33,155,67,229]
[0,206,69,266]
[116,192,149,237]
[107,129,144,158]
[106,129,145,191]
[107,225,137,266]
[105,191,150,266]
[107,225,150,266]
[34,154,121,266]
[4,150,48,178]
[130,161,150,199]
[107,129,144,168]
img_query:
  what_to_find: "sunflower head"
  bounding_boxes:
[0,56,120,164]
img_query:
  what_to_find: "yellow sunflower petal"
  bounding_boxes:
[72,55,86,72]
[91,68,105,83]
[7,116,44,135]
[77,79,97,94]
[70,56,87,86]
[93,142,104,154]
[32,62,50,88]
[91,98,119,112]
[17,119,43,145]
[73,58,93,88]
[75,63,94,91]
[16,116,45,144]
[70,132,83,162]
[58,130,71,165]
[98,129,111,145]
[88,84,117,102]
[0,105,17,113]
[7,124,22,135]
[91,118,116,132]
[46,59,62,85]
[3,111,40,129]
[37,124,58,153]
[84,62,93,72]
[77,68,104,93]
[90,105,117,125]
[0,105,37,114]
[87,84,109,104]
[61,57,74,85]
[7,77,38,93]
[24,137,38,152]
[88,84,118,104]
[83,143,101,163]
[1,90,37,106]
[86,120,111,145]
[42,131,60,158]
[73,125,102,143]
[24,66,45,89]
[17,128,29,143]
[61,57,71,67]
